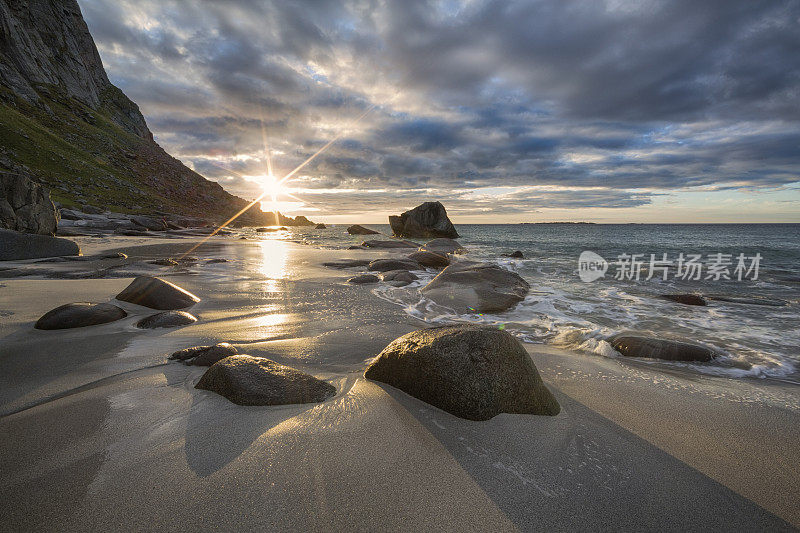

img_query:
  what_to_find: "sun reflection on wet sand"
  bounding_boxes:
[257,239,290,291]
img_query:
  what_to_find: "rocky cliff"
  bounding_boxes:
[0,0,303,226]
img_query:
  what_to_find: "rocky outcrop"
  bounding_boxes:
[0,173,58,235]
[367,258,421,272]
[408,250,450,268]
[34,302,127,330]
[170,343,238,366]
[608,335,716,362]
[136,310,197,329]
[0,228,79,260]
[364,325,560,421]
[0,0,285,225]
[115,276,200,310]
[348,274,379,284]
[389,202,459,239]
[421,261,530,313]
[195,355,336,406]
[361,239,419,249]
[347,224,379,235]
[419,238,466,255]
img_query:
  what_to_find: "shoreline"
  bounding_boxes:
[1,232,799,530]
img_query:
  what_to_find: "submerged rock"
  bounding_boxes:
[421,261,530,313]
[136,310,197,329]
[608,335,716,362]
[361,239,419,249]
[115,275,200,309]
[389,202,459,239]
[408,250,450,268]
[170,343,239,366]
[367,258,421,272]
[0,228,80,260]
[34,302,127,330]
[659,294,707,306]
[206,258,229,264]
[419,238,466,255]
[348,274,380,284]
[0,172,59,235]
[322,259,371,269]
[504,251,524,259]
[195,355,336,406]
[347,224,379,235]
[365,325,560,421]
[149,258,178,266]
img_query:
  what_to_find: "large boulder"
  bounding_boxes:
[607,335,716,362]
[34,302,127,330]
[0,228,80,260]
[419,238,466,255]
[195,355,336,406]
[115,275,200,309]
[0,173,58,235]
[421,261,530,313]
[131,215,167,231]
[170,343,238,366]
[408,250,450,268]
[136,310,197,329]
[347,224,379,235]
[389,202,459,239]
[365,325,560,421]
[367,258,421,272]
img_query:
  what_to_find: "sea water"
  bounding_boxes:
[297,223,800,381]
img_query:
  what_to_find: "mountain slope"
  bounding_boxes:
[0,0,300,225]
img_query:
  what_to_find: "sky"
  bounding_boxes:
[79,0,800,223]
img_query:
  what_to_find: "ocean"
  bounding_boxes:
[293,223,800,381]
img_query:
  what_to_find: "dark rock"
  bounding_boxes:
[348,274,380,284]
[322,259,371,269]
[114,228,150,236]
[365,325,560,421]
[0,173,59,235]
[315,223,327,229]
[367,258,421,272]
[0,228,80,260]
[608,335,716,362]
[504,251,524,259]
[361,239,419,249]
[206,258,229,264]
[706,295,788,307]
[389,201,459,239]
[379,270,418,286]
[131,215,167,231]
[660,294,707,306]
[136,310,197,329]
[347,224,379,235]
[348,245,366,250]
[421,261,530,313]
[149,258,178,266]
[115,275,200,309]
[81,205,104,215]
[408,250,450,268]
[34,302,127,330]
[420,238,466,255]
[195,355,336,406]
[170,342,239,366]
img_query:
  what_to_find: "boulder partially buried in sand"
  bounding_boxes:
[348,274,379,284]
[195,355,336,406]
[136,311,197,329]
[115,275,200,310]
[421,261,530,313]
[34,302,127,330]
[367,258,421,272]
[608,335,716,362]
[408,250,450,268]
[0,228,80,260]
[365,325,560,421]
[170,342,238,366]
[347,224,379,235]
[419,238,466,255]
[389,202,459,239]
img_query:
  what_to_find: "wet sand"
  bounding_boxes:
[1,235,798,531]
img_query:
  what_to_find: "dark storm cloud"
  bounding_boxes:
[78,0,800,215]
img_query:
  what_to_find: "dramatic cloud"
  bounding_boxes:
[79,0,800,221]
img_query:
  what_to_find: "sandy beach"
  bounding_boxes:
[1,233,798,532]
